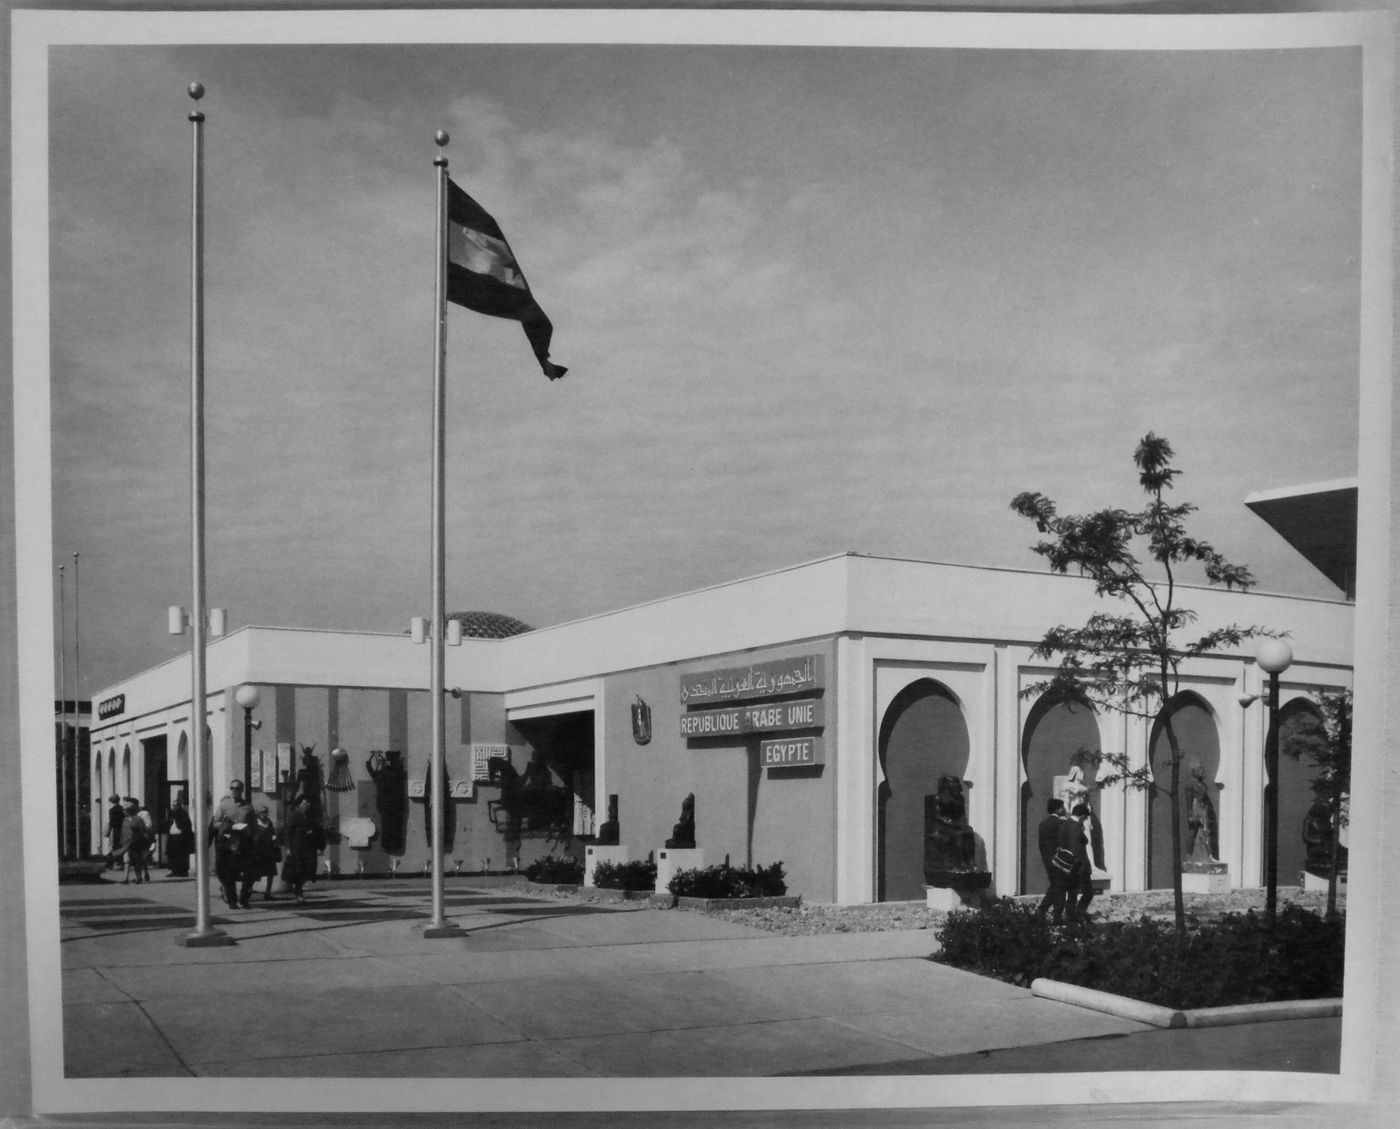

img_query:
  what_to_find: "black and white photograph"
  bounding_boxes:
[4,3,1396,1125]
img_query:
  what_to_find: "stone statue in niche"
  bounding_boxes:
[595,794,620,845]
[923,775,990,891]
[1303,797,1348,877]
[1183,760,1222,870]
[366,750,407,854]
[665,793,696,849]
[1060,754,1090,812]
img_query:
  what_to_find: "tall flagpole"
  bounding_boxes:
[179,82,232,947]
[421,130,463,939]
[73,551,82,855]
[58,563,68,858]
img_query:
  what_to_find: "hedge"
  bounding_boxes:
[592,858,658,891]
[933,899,1344,1010]
[667,861,786,899]
[524,854,584,885]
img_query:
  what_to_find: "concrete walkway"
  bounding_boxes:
[59,875,1335,1078]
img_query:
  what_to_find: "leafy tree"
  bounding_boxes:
[1281,689,1352,921]
[1011,434,1272,942]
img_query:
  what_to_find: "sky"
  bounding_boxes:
[44,37,1363,697]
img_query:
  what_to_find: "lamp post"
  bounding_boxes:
[235,684,261,800]
[1257,638,1294,922]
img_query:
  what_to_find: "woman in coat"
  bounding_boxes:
[280,796,321,905]
[248,805,281,901]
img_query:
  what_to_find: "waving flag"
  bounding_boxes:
[445,179,566,381]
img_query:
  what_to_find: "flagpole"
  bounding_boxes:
[58,563,68,859]
[73,551,82,856]
[179,82,232,947]
[422,129,463,939]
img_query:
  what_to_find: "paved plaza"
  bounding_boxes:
[59,875,1341,1079]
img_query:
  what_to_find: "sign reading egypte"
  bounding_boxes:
[97,694,125,719]
[680,698,824,737]
[680,655,823,705]
[760,736,824,769]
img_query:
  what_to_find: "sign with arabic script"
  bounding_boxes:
[680,655,823,706]
[680,698,824,738]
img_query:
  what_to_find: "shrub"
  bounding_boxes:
[524,854,583,885]
[933,898,1344,1009]
[668,861,787,899]
[592,858,657,891]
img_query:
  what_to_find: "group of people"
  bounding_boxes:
[209,779,323,908]
[1036,798,1105,926]
[104,795,156,884]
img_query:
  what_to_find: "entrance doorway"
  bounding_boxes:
[141,735,168,864]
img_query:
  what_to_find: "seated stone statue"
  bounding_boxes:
[665,793,696,850]
[923,775,987,887]
[1303,798,1348,876]
[595,793,620,845]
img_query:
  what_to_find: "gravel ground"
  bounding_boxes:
[697,885,1345,937]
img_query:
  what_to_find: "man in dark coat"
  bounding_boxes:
[1057,803,1092,924]
[1035,798,1070,923]
[1071,802,1102,922]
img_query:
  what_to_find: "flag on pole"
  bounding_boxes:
[445,179,566,380]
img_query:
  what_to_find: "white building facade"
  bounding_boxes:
[87,554,1352,905]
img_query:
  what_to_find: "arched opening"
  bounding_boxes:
[1020,692,1100,895]
[1277,699,1330,886]
[1146,693,1220,889]
[121,745,131,796]
[876,679,970,902]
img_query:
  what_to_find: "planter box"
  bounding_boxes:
[584,845,630,887]
[675,895,801,913]
[58,860,108,884]
[1302,869,1346,895]
[655,847,704,893]
[1181,868,1230,895]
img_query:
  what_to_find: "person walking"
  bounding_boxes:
[1071,802,1101,922]
[1035,798,1071,923]
[133,803,154,882]
[105,795,125,869]
[116,799,150,885]
[280,795,320,905]
[210,788,255,908]
[248,805,281,901]
[165,793,193,878]
[1058,801,1092,925]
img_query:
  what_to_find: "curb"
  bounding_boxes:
[675,894,802,912]
[1030,978,1343,1029]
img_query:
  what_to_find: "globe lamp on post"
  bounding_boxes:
[234,683,262,803]
[1256,638,1293,922]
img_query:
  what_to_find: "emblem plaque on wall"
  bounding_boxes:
[631,696,653,745]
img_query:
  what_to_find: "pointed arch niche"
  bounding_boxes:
[1146,692,1221,889]
[875,678,970,902]
[1019,692,1101,896]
